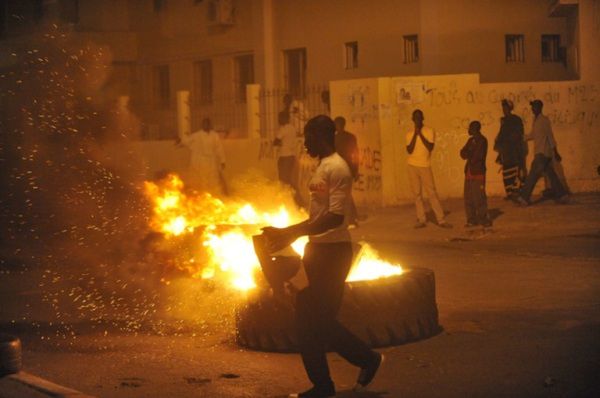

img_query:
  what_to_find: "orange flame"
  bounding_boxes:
[143,174,402,290]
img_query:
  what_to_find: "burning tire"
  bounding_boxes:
[236,267,440,352]
[0,334,22,377]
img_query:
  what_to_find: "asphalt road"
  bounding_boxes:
[1,194,599,398]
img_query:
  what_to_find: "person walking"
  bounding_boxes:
[334,116,359,226]
[494,99,526,199]
[179,117,226,194]
[263,115,383,398]
[406,109,452,228]
[460,121,491,228]
[517,100,568,206]
[274,111,304,207]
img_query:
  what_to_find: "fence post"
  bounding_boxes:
[246,84,261,139]
[176,90,191,139]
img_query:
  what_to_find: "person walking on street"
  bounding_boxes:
[494,99,526,199]
[263,115,383,398]
[178,117,227,194]
[334,116,359,226]
[517,100,568,206]
[274,111,304,208]
[406,109,452,228]
[461,121,491,228]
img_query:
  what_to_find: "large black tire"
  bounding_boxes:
[236,267,440,352]
[0,333,22,377]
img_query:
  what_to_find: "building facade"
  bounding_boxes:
[0,0,590,139]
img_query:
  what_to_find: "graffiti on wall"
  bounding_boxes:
[394,79,600,199]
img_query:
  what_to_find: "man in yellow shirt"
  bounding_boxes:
[406,110,452,229]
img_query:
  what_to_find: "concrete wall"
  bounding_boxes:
[131,74,599,207]
[378,75,600,204]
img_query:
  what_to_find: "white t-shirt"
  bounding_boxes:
[182,129,225,166]
[406,126,435,168]
[276,123,298,157]
[289,99,308,134]
[308,153,352,243]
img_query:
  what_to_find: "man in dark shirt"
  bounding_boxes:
[334,116,359,225]
[494,99,526,199]
[460,121,491,227]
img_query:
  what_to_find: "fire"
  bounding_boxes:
[143,174,402,291]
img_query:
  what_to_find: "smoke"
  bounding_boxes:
[0,25,305,343]
[0,25,185,341]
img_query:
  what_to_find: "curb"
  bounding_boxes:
[0,371,94,398]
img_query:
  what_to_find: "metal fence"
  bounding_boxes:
[138,83,330,140]
[190,93,248,138]
[258,84,330,140]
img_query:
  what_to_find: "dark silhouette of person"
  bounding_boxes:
[517,100,568,205]
[262,115,383,398]
[494,99,526,199]
[461,121,491,227]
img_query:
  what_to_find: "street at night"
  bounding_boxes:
[1,1,599,397]
[1,195,599,397]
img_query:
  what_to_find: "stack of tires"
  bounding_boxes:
[0,334,22,377]
[236,267,440,352]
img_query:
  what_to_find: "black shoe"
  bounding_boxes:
[515,196,529,207]
[289,385,336,398]
[353,352,384,391]
[414,221,427,229]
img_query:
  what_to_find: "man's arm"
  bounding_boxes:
[263,167,350,252]
[460,138,472,160]
[406,132,418,154]
[418,130,434,152]
[262,212,344,252]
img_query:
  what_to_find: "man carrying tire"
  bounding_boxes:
[263,115,383,398]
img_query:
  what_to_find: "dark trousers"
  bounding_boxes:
[296,242,376,389]
[520,154,566,201]
[501,163,524,196]
[464,178,489,225]
[278,156,304,207]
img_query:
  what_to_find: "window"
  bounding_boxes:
[403,35,419,64]
[234,54,254,102]
[505,34,525,63]
[192,60,213,105]
[344,41,358,69]
[283,48,307,98]
[154,65,170,108]
[541,34,561,62]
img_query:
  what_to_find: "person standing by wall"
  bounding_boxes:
[517,100,568,206]
[283,93,309,136]
[460,121,491,228]
[406,109,452,229]
[494,99,526,199]
[274,111,304,208]
[178,117,226,194]
[263,115,383,398]
[334,116,359,226]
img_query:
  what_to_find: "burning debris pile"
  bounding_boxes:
[143,173,403,291]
